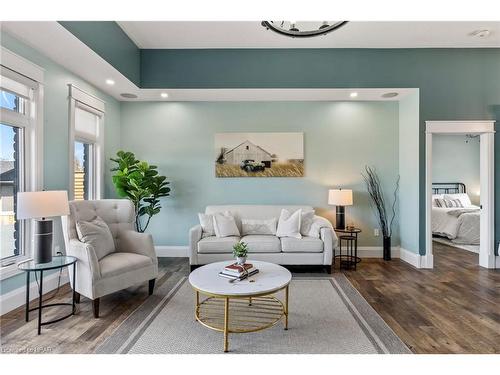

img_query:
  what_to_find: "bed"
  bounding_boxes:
[431,183,480,245]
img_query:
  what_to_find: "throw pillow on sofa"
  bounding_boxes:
[276,209,302,239]
[76,216,115,260]
[242,218,277,235]
[300,210,315,236]
[213,212,240,237]
[198,213,215,236]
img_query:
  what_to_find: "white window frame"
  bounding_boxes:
[0,47,44,280]
[68,85,105,201]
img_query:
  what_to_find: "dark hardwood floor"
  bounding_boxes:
[1,245,498,354]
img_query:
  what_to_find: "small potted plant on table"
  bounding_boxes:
[232,242,249,265]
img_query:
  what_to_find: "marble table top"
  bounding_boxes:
[188,260,292,297]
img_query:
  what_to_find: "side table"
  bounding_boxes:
[334,228,362,270]
[18,255,77,335]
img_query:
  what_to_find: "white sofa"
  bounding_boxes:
[189,205,337,272]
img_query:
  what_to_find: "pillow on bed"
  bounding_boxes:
[434,198,463,208]
[444,193,472,207]
[432,194,444,207]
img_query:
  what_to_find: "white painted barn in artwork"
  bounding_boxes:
[222,140,273,165]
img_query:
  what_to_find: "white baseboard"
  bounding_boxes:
[399,247,421,268]
[155,246,189,257]
[356,246,400,259]
[0,271,69,316]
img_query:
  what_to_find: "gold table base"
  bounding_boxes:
[194,285,289,352]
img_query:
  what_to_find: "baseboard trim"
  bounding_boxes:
[155,246,189,257]
[399,247,421,268]
[356,246,400,259]
[0,271,69,316]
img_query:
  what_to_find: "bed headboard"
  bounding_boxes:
[432,182,466,195]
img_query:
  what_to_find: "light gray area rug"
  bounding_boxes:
[96,274,411,354]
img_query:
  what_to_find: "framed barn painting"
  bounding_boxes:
[215,132,304,177]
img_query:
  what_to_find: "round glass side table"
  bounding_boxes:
[18,255,77,335]
[334,228,362,270]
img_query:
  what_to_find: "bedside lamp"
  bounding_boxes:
[328,189,353,230]
[17,191,70,264]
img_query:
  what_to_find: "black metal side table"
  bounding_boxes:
[18,255,77,335]
[334,228,362,270]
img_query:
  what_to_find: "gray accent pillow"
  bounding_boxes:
[242,218,277,235]
[76,216,115,260]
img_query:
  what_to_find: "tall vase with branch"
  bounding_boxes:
[111,150,170,232]
[362,166,400,261]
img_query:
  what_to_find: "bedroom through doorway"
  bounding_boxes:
[431,134,480,265]
[425,121,496,269]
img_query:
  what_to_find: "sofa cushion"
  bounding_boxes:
[281,236,324,253]
[99,252,153,278]
[240,235,281,253]
[197,236,240,253]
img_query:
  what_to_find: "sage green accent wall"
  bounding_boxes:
[139,48,500,254]
[0,32,122,295]
[432,134,480,205]
[120,101,400,248]
[58,21,140,86]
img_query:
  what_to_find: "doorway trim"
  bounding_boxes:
[425,120,496,269]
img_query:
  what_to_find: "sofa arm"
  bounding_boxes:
[320,227,338,265]
[189,225,203,265]
[66,239,101,280]
[121,230,157,266]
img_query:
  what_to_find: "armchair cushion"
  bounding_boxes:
[76,216,115,260]
[99,252,153,279]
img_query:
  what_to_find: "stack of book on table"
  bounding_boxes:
[219,263,259,281]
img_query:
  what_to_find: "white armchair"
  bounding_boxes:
[62,199,158,318]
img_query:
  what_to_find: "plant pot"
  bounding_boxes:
[383,236,391,261]
[236,256,247,265]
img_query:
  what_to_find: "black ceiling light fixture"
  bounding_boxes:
[261,21,348,38]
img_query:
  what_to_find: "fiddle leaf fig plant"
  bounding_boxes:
[110,150,170,232]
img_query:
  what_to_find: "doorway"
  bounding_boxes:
[425,121,496,269]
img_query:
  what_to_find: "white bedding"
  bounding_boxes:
[432,206,480,245]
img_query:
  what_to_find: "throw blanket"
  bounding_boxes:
[447,208,481,217]
[432,207,480,245]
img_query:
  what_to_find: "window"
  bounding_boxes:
[0,62,41,267]
[68,85,105,201]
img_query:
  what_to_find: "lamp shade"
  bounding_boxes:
[17,191,70,219]
[328,189,353,206]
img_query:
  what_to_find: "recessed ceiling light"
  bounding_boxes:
[120,93,138,99]
[160,92,169,98]
[470,29,491,38]
[350,92,358,98]
[105,79,115,85]
[382,92,399,98]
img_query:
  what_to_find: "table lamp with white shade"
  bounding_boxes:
[328,189,353,230]
[17,191,70,264]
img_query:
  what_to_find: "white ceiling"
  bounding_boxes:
[118,21,500,49]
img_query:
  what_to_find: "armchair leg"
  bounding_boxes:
[75,292,81,304]
[148,279,156,296]
[93,298,100,318]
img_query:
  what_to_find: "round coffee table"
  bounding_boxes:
[189,260,291,352]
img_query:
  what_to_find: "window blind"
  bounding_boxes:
[75,105,100,143]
